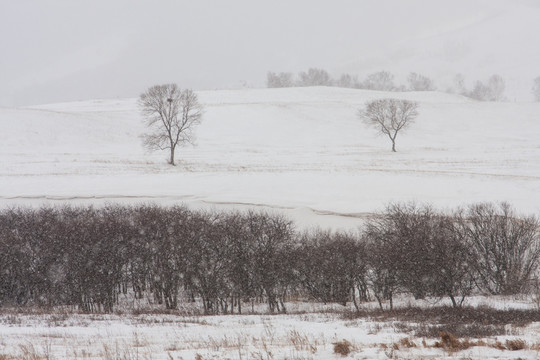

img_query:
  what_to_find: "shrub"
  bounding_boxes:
[434,332,473,352]
[333,340,352,356]
[505,339,526,351]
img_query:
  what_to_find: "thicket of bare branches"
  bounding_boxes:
[295,230,368,310]
[460,203,540,295]
[0,202,538,313]
[139,84,203,166]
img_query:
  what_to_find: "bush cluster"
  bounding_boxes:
[0,202,538,314]
[267,69,436,92]
[267,69,540,102]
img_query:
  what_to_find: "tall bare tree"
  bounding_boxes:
[358,98,419,152]
[139,84,203,166]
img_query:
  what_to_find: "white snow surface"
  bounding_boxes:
[1,296,540,360]
[1,86,539,229]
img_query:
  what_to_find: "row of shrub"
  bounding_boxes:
[0,202,538,313]
[267,69,436,92]
[267,68,521,101]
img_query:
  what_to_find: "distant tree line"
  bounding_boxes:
[447,73,507,101]
[267,68,540,101]
[0,203,538,313]
[267,69,436,92]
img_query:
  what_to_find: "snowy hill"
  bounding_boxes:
[339,3,540,101]
[1,87,539,229]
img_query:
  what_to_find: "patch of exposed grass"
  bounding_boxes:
[505,339,527,351]
[332,340,352,356]
[428,332,530,353]
[345,305,540,338]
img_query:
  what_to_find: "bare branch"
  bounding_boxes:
[139,84,204,165]
[358,98,419,152]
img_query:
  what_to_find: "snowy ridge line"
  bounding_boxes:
[0,194,199,201]
[2,166,536,179]
[347,168,540,181]
[199,200,375,220]
[205,100,359,107]
[310,209,378,220]
[0,195,376,221]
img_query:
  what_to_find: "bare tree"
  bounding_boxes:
[361,71,395,91]
[461,202,540,295]
[487,74,506,101]
[337,73,360,88]
[358,98,419,152]
[363,220,401,310]
[469,74,506,101]
[407,72,436,91]
[296,229,367,308]
[267,72,294,88]
[453,73,467,95]
[297,68,332,87]
[139,84,203,166]
[532,76,540,101]
[429,211,476,307]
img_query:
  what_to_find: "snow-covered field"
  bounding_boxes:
[1,86,540,359]
[1,296,540,360]
[1,87,539,229]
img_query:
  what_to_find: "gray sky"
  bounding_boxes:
[0,0,532,106]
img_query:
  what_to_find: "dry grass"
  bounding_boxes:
[287,329,318,354]
[332,340,352,356]
[429,332,530,353]
[350,305,540,325]
[398,337,417,348]
[505,339,527,351]
[346,305,540,338]
[17,343,54,360]
[434,331,474,352]
[0,305,537,359]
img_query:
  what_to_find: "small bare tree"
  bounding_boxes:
[358,98,419,152]
[139,84,203,166]
[532,76,540,101]
[469,74,506,101]
[407,72,436,91]
[297,68,332,86]
[453,73,467,95]
[361,71,395,91]
[267,72,294,88]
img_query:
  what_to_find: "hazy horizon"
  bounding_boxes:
[1,0,538,106]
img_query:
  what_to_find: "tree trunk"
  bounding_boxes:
[169,146,176,166]
[351,287,360,312]
[391,140,396,152]
[449,294,457,308]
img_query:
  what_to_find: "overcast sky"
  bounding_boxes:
[0,0,534,106]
